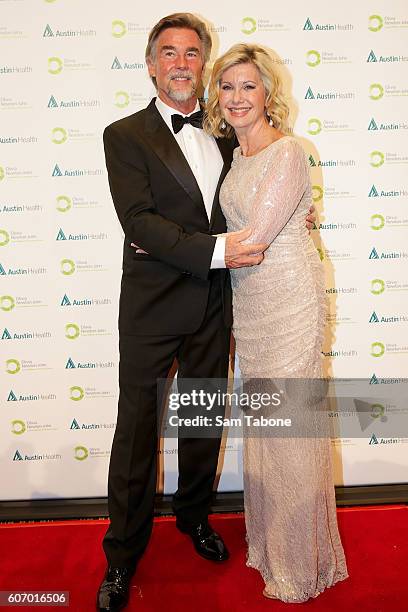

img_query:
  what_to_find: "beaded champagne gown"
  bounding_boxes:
[220,136,348,602]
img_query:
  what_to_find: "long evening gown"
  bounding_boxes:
[220,136,348,602]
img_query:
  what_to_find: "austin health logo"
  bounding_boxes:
[370,374,379,385]
[56,228,67,241]
[305,87,315,99]
[303,18,314,30]
[369,248,379,259]
[8,390,18,401]
[368,185,379,197]
[70,418,80,430]
[111,57,122,70]
[367,50,377,62]
[309,155,317,167]
[13,450,24,461]
[368,118,378,130]
[368,15,383,32]
[369,433,379,445]
[369,312,380,323]
[48,95,59,108]
[66,357,76,369]
[0,264,6,276]
[2,328,12,340]
[61,294,71,306]
[43,24,54,37]
[52,164,63,177]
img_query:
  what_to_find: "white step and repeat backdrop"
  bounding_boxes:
[1,0,408,500]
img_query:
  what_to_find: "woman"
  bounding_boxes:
[204,44,348,602]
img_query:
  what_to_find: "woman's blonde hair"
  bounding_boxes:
[204,43,289,138]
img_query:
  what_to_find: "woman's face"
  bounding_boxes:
[218,62,267,131]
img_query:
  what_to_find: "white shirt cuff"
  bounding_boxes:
[210,236,226,269]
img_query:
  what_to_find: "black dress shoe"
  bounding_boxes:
[97,567,133,612]
[176,520,229,562]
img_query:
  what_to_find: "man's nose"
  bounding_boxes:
[175,54,189,70]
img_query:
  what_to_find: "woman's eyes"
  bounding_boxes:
[220,84,256,91]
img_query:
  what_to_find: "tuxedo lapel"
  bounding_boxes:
[143,100,205,215]
[209,137,234,228]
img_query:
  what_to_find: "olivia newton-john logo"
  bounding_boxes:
[59,258,109,275]
[1,295,47,310]
[368,117,408,131]
[113,91,150,109]
[371,342,408,358]
[311,184,356,202]
[0,229,42,246]
[369,82,408,100]
[48,95,100,109]
[48,56,94,74]
[305,86,354,101]
[318,248,354,262]
[0,26,26,40]
[11,419,56,435]
[303,18,353,31]
[370,213,408,230]
[0,165,36,180]
[0,96,30,111]
[64,322,111,340]
[369,150,408,167]
[370,278,408,294]
[55,194,101,212]
[367,49,408,63]
[5,358,51,374]
[52,163,103,178]
[368,14,408,32]
[51,127,97,144]
[69,385,114,401]
[111,19,153,37]
[241,16,290,34]
[307,117,353,135]
[73,446,110,461]
[56,228,108,241]
[305,49,352,67]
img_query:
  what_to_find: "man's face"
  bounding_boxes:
[147,27,205,107]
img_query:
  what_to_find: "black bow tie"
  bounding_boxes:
[171,110,204,134]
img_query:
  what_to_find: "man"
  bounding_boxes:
[98,13,314,611]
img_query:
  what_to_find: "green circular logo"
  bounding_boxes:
[370,151,384,168]
[307,118,322,135]
[65,323,80,340]
[371,279,385,295]
[56,195,72,212]
[369,15,383,32]
[114,91,130,109]
[51,127,68,144]
[369,83,384,100]
[0,167,5,181]
[371,214,385,230]
[0,229,10,246]
[371,403,385,418]
[241,17,257,35]
[74,445,89,461]
[306,50,321,67]
[312,185,324,203]
[0,295,15,311]
[371,342,385,358]
[112,20,127,38]
[48,56,63,75]
[61,259,75,275]
[70,386,84,401]
[11,419,26,435]
[6,359,21,374]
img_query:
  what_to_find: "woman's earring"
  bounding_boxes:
[266,113,274,126]
[220,119,226,130]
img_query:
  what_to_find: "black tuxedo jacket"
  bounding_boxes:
[103,98,234,335]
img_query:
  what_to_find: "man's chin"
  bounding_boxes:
[168,86,196,103]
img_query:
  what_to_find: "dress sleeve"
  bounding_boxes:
[244,138,309,246]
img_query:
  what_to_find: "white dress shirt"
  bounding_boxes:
[155,97,226,269]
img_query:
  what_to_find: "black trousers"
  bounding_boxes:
[103,272,231,568]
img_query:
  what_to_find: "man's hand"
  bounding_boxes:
[306,204,316,232]
[224,228,267,269]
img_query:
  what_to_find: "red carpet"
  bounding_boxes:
[0,506,407,611]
